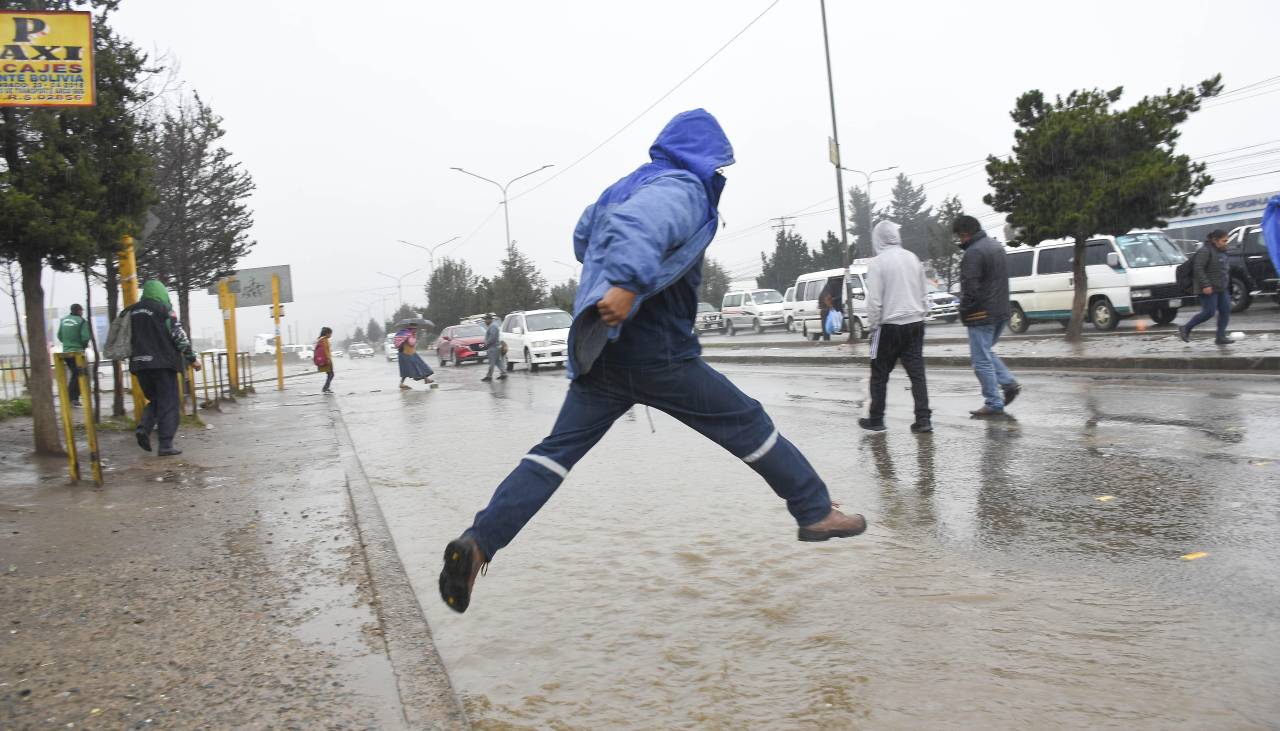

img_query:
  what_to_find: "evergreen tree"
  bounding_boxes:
[425,257,480,328]
[847,186,877,259]
[885,173,932,260]
[812,231,846,270]
[699,257,732,306]
[351,326,365,345]
[927,196,965,289]
[756,230,812,292]
[490,243,547,316]
[140,92,256,335]
[549,278,578,313]
[986,76,1221,340]
[367,317,385,342]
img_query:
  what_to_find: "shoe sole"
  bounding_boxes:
[439,539,478,614]
[797,517,868,542]
[858,422,886,432]
[911,426,933,433]
[135,432,152,452]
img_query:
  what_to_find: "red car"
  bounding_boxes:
[433,323,489,366]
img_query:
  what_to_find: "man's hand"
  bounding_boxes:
[191,361,202,371]
[1202,286,1213,295]
[596,286,637,326]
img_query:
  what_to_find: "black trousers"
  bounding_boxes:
[135,369,180,450]
[868,321,930,421]
[62,354,81,403]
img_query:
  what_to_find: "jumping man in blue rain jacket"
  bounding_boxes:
[439,110,867,614]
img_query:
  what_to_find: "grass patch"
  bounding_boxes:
[0,397,33,421]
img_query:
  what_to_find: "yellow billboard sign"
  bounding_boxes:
[0,11,94,107]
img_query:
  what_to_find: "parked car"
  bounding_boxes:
[296,346,314,361]
[500,309,572,371]
[1005,230,1186,333]
[719,288,787,335]
[1226,224,1278,311]
[331,349,345,359]
[348,341,375,358]
[384,334,397,361]
[927,286,959,323]
[792,266,871,340]
[433,323,489,366]
[782,286,797,331]
[694,302,723,334]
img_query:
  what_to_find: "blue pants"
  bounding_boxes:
[1183,290,1231,340]
[465,358,833,559]
[967,320,1017,410]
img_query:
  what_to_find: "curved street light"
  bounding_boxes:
[450,164,554,251]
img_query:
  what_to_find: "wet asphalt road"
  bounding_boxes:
[323,354,1279,729]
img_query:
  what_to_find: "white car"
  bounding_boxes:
[500,309,572,372]
[348,342,375,358]
[927,287,959,323]
[719,288,787,335]
[297,347,314,361]
[384,334,398,361]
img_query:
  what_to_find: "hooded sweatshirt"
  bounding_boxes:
[566,109,734,377]
[127,280,195,371]
[865,221,929,330]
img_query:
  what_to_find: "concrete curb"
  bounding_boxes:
[702,328,1280,350]
[703,352,1280,373]
[331,406,471,730]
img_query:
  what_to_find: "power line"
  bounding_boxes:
[508,0,783,204]
[1210,169,1280,184]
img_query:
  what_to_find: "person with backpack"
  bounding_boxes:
[1179,229,1245,345]
[125,281,199,456]
[314,327,335,393]
[57,304,91,407]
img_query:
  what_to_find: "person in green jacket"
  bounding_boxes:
[57,304,91,407]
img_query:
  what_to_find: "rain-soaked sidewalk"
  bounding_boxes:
[704,328,1280,371]
[0,392,467,729]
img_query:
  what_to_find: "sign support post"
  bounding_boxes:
[117,235,145,422]
[272,274,284,391]
[218,278,240,393]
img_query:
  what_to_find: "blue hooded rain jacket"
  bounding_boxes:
[567,109,734,379]
[1263,195,1280,277]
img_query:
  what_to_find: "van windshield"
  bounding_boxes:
[1116,233,1185,268]
[751,290,783,304]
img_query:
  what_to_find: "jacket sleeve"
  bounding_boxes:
[958,248,985,320]
[573,204,595,264]
[598,174,707,296]
[169,319,196,364]
[865,261,883,331]
[1192,247,1211,291]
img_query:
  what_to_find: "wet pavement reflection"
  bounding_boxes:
[327,356,1280,729]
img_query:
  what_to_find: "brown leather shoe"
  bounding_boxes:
[798,508,867,542]
[439,536,488,613]
[969,405,1005,417]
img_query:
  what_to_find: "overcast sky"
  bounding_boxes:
[5,0,1279,347]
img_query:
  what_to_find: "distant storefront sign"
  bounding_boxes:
[1168,191,1279,223]
[0,11,95,107]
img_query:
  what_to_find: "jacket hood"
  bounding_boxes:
[872,220,902,254]
[141,280,171,307]
[648,109,735,189]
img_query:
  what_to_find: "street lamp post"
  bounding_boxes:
[450,164,554,251]
[840,164,899,255]
[377,269,423,311]
[397,236,460,298]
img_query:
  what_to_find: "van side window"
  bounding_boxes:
[1084,241,1111,266]
[804,280,823,300]
[502,315,519,332]
[1037,247,1073,274]
[723,294,741,307]
[1007,250,1033,277]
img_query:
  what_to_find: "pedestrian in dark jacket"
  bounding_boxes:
[1179,229,1240,345]
[480,313,507,382]
[126,280,199,456]
[954,215,1020,416]
[56,303,91,406]
[438,110,866,615]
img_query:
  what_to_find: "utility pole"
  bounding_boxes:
[818,0,856,342]
[840,165,898,258]
[770,215,794,236]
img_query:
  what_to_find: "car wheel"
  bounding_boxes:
[1090,297,1119,331]
[1229,277,1252,313]
[943,315,957,324]
[726,320,736,336]
[753,318,765,335]
[526,348,539,372]
[1008,304,1030,334]
[1151,306,1177,325]
[785,316,794,333]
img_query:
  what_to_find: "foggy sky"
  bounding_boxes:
[6,0,1278,347]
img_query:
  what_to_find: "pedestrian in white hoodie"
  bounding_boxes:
[860,220,932,433]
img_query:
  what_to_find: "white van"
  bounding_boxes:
[782,286,797,331]
[719,288,787,335]
[792,263,872,340]
[1005,230,1186,333]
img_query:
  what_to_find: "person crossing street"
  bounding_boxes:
[56,304,91,407]
[480,313,507,382]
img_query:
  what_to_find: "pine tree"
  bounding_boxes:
[886,174,932,260]
[367,318,385,342]
[812,231,846,270]
[927,196,965,289]
[490,243,547,316]
[140,92,255,335]
[757,230,813,292]
[425,257,482,327]
[549,278,578,313]
[847,186,877,259]
[699,257,732,306]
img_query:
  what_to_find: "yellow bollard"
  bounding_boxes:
[117,235,146,423]
[272,274,284,391]
[53,356,79,482]
[75,354,102,487]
